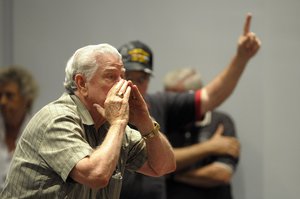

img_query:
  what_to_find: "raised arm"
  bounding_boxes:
[201,13,261,114]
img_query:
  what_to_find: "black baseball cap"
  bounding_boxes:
[118,40,153,75]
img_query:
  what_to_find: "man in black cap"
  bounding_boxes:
[119,14,261,199]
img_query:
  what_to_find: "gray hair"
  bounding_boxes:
[64,43,121,93]
[164,67,203,91]
[0,65,39,110]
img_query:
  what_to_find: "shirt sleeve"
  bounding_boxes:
[194,90,202,121]
[39,113,93,182]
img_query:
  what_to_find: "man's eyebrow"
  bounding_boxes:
[103,68,118,72]
[103,67,124,74]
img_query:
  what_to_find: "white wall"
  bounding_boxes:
[0,0,4,66]
[1,0,13,67]
[4,0,300,198]
[263,1,300,198]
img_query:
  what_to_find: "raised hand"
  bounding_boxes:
[237,13,261,60]
[127,83,153,130]
[94,79,131,126]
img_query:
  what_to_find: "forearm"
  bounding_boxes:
[70,122,127,188]
[201,55,248,114]
[139,131,176,176]
[175,162,233,187]
[174,142,216,171]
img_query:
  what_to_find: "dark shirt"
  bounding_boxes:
[120,91,200,199]
[166,111,238,199]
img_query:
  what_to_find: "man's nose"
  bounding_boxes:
[117,76,125,82]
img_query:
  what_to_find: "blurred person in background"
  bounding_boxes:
[164,67,239,199]
[0,65,38,190]
[119,13,260,199]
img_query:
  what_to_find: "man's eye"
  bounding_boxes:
[107,74,117,80]
[0,92,15,100]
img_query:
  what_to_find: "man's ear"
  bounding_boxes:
[74,74,88,96]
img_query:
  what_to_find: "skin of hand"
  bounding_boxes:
[237,13,261,60]
[205,124,240,158]
[174,124,240,170]
[127,83,155,134]
[94,79,154,134]
[96,80,176,177]
[93,79,132,126]
[201,13,262,114]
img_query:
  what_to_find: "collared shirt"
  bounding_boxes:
[0,93,147,199]
[0,113,31,191]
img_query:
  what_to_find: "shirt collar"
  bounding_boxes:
[195,111,212,127]
[69,94,94,126]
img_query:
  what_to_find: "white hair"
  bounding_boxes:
[64,43,121,93]
[164,67,203,91]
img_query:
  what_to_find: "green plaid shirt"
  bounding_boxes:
[0,93,147,199]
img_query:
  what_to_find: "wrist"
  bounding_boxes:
[110,120,128,128]
[142,121,160,141]
[234,54,249,67]
[201,141,216,155]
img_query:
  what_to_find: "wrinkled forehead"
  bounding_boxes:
[101,64,126,75]
[98,59,125,76]
[0,81,21,96]
[0,80,19,90]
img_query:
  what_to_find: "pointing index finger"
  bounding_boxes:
[243,13,252,35]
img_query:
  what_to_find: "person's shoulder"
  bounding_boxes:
[211,111,235,127]
[34,93,79,121]
[147,90,193,102]
[145,91,166,106]
[212,110,233,120]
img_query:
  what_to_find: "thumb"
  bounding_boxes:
[93,103,105,117]
[213,124,224,138]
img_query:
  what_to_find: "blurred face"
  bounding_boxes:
[125,71,150,97]
[0,81,29,126]
[165,85,186,93]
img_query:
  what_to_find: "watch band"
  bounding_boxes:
[142,121,160,141]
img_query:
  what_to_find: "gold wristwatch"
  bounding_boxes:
[142,121,160,141]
